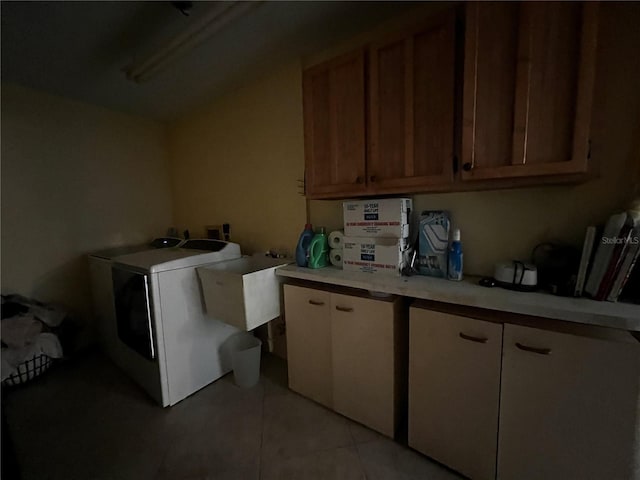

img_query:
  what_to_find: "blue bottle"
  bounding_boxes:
[295,223,314,267]
[448,228,463,281]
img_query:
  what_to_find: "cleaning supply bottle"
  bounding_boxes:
[308,227,329,269]
[295,224,314,267]
[448,228,463,281]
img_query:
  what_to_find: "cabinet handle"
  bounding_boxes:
[369,175,377,182]
[459,332,488,344]
[308,300,325,306]
[355,176,364,184]
[462,162,473,172]
[335,306,354,313]
[515,342,552,355]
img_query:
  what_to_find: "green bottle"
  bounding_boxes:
[308,227,329,269]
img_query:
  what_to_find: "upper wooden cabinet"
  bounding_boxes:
[461,2,598,181]
[368,9,456,192]
[302,9,457,199]
[302,2,599,198]
[303,49,367,198]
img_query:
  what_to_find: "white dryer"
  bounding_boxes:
[88,237,184,364]
[94,239,243,406]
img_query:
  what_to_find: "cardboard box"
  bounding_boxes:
[417,211,450,278]
[342,236,408,276]
[343,198,412,238]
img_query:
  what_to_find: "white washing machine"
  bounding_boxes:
[90,239,243,406]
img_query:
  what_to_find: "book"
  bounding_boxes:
[607,227,640,301]
[584,212,628,298]
[595,225,632,300]
[619,261,640,304]
[574,226,597,297]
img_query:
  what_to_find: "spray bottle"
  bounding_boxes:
[448,228,463,281]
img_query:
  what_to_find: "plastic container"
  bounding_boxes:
[295,223,314,267]
[448,228,463,281]
[229,334,262,388]
[308,227,329,269]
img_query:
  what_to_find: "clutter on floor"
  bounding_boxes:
[1,294,71,387]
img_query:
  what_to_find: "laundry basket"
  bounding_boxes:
[2,353,53,387]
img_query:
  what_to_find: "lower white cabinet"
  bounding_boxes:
[498,324,640,480]
[283,284,333,408]
[408,307,503,480]
[331,292,403,437]
[284,284,404,437]
[286,286,640,478]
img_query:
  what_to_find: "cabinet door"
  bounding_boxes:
[303,49,367,198]
[408,308,502,480]
[368,9,456,193]
[498,324,640,480]
[283,285,333,408]
[462,2,598,181]
[331,293,399,437]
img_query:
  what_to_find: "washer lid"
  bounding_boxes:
[113,242,242,273]
[180,239,228,251]
[90,237,184,260]
[89,244,151,260]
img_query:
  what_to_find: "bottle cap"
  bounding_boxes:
[453,228,461,241]
[316,226,326,234]
[305,223,313,230]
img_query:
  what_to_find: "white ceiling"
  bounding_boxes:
[1,1,416,122]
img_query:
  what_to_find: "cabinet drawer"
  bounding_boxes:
[283,285,333,408]
[409,308,502,480]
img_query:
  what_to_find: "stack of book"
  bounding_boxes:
[577,210,640,302]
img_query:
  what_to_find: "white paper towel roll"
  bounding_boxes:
[329,248,343,268]
[328,230,344,249]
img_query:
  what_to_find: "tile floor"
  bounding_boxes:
[3,352,464,480]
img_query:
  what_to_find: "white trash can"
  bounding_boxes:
[230,334,262,388]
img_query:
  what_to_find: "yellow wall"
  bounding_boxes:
[168,63,307,256]
[1,84,173,342]
[309,2,640,276]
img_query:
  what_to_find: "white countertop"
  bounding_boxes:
[276,265,640,332]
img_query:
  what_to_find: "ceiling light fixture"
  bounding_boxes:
[125,1,261,84]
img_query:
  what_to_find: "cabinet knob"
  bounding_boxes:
[369,175,377,182]
[462,162,473,172]
[459,332,488,344]
[308,300,325,306]
[515,342,552,355]
[355,176,364,184]
[335,306,354,313]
